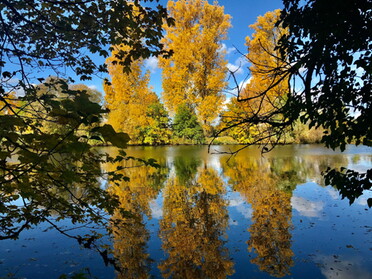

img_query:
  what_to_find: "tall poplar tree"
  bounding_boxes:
[104,45,159,144]
[221,10,289,145]
[159,0,231,136]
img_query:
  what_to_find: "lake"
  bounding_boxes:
[1,145,371,278]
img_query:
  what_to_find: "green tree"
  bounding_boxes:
[173,104,205,144]
[140,102,172,145]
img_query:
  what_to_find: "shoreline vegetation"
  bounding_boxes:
[94,126,324,147]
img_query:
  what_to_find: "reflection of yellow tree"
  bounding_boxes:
[107,157,167,279]
[224,157,294,278]
[248,189,293,278]
[159,166,234,279]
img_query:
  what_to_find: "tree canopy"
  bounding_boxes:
[278,0,371,150]
[229,0,371,205]
[0,0,172,256]
[279,0,371,205]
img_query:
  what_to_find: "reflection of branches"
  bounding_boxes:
[44,218,121,272]
[107,159,166,279]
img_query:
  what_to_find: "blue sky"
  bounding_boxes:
[79,0,284,98]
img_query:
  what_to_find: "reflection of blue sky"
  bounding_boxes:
[291,196,324,218]
[150,193,164,220]
[347,158,372,173]
[294,144,372,156]
[228,192,253,220]
[326,187,341,200]
[207,154,223,173]
[315,255,372,279]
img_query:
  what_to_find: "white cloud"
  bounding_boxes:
[144,56,159,73]
[219,43,236,55]
[238,77,252,90]
[220,96,232,111]
[150,200,163,219]
[227,63,244,75]
[315,255,372,279]
[291,196,324,217]
[237,205,253,219]
[87,85,98,91]
[356,197,369,206]
[226,56,249,76]
[229,196,253,219]
[226,76,252,97]
[326,187,340,200]
[229,196,245,207]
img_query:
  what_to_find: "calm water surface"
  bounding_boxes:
[1,145,371,278]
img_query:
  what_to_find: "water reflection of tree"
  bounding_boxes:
[223,157,296,277]
[159,164,234,279]
[106,153,168,279]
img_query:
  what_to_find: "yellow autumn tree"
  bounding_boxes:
[104,45,159,144]
[0,91,17,116]
[221,9,289,144]
[160,0,231,136]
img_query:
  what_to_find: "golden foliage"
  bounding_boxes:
[160,0,231,135]
[243,9,288,113]
[159,166,234,279]
[221,10,289,144]
[104,45,158,144]
[223,156,294,277]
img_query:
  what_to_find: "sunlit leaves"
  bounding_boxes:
[104,45,160,144]
[159,166,233,279]
[160,0,231,136]
[221,10,289,145]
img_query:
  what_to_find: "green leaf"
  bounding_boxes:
[92,124,130,148]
